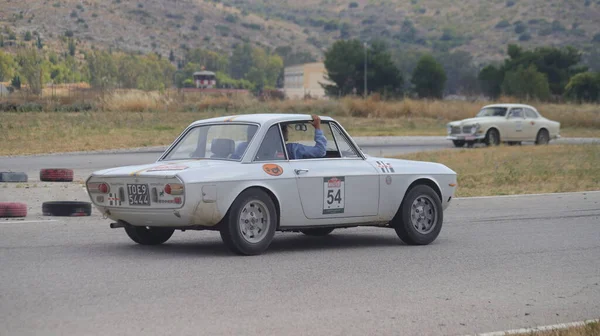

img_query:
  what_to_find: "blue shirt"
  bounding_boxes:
[230,129,327,160]
[287,129,327,159]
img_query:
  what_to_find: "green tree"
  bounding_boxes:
[229,43,254,79]
[86,50,118,89]
[16,48,46,95]
[478,64,504,99]
[411,54,447,99]
[323,39,403,97]
[501,64,551,100]
[68,38,76,56]
[11,75,21,89]
[0,50,15,81]
[564,72,600,102]
[24,31,32,41]
[436,50,479,95]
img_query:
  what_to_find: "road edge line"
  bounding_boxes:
[464,318,599,336]
[455,190,600,200]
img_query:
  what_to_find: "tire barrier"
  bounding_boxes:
[42,201,92,217]
[40,169,74,182]
[0,172,28,182]
[0,202,28,218]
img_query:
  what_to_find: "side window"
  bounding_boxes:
[509,108,523,118]
[330,124,360,158]
[254,125,286,161]
[525,108,539,119]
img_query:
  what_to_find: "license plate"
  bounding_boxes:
[127,184,150,206]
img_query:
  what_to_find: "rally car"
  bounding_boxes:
[86,114,457,255]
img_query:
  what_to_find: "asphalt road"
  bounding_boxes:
[0,190,599,336]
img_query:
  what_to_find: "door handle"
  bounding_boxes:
[294,169,309,175]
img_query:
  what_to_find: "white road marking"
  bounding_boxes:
[0,220,59,224]
[465,319,600,336]
[455,190,600,200]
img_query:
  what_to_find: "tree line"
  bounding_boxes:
[322,39,600,103]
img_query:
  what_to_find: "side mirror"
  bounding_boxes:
[294,124,308,132]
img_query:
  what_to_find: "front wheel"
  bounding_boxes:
[124,226,174,245]
[301,228,335,236]
[392,185,443,245]
[485,128,500,146]
[220,189,277,255]
[452,140,465,148]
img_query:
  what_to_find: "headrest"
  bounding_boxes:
[210,138,235,158]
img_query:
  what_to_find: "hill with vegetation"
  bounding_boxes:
[2,0,600,67]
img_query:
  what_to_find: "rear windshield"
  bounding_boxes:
[163,123,259,161]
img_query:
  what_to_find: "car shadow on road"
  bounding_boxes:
[106,230,424,258]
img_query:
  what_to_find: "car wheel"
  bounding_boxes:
[392,185,443,245]
[535,129,550,145]
[300,228,335,236]
[220,188,277,255]
[452,140,465,148]
[465,141,475,148]
[124,226,174,245]
[485,128,500,146]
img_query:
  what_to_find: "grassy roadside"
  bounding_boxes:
[1,110,600,156]
[394,144,600,197]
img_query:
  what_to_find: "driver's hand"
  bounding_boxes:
[311,114,321,129]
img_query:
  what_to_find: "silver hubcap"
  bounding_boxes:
[239,200,270,244]
[410,195,437,234]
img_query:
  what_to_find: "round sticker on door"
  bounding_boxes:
[263,164,284,176]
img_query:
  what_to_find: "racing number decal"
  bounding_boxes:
[323,176,345,214]
[516,121,523,132]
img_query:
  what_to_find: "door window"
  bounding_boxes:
[509,108,524,118]
[524,108,539,119]
[254,125,286,161]
[330,124,360,158]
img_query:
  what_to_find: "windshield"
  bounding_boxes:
[163,123,259,161]
[476,107,508,117]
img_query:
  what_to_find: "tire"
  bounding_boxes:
[124,225,174,245]
[40,169,74,182]
[301,228,335,236]
[485,128,500,146]
[0,172,28,182]
[465,141,475,148]
[219,188,277,256]
[0,202,27,218]
[535,129,550,145]
[452,140,465,148]
[42,201,91,216]
[392,185,443,245]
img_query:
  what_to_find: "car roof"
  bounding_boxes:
[189,113,336,126]
[481,103,537,110]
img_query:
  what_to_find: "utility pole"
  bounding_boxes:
[363,42,367,99]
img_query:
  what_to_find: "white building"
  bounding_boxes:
[283,62,333,99]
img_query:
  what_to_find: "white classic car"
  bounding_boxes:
[446,104,561,147]
[86,114,457,255]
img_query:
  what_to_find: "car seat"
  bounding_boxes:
[210,138,235,159]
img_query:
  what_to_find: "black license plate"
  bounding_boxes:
[127,184,150,206]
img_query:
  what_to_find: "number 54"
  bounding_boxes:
[327,189,342,204]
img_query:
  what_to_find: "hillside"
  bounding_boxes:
[1,0,600,66]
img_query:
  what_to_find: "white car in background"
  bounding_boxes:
[85,114,457,255]
[446,104,561,147]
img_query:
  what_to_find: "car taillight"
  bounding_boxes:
[164,183,184,195]
[88,182,110,194]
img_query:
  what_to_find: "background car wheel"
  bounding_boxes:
[485,128,500,146]
[220,188,277,255]
[124,226,174,245]
[465,141,475,148]
[300,228,335,236]
[452,140,465,148]
[392,185,443,245]
[535,129,550,145]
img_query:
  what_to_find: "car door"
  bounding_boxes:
[523,107,540,140]
[505,108,526,140]
[286,121,380,219]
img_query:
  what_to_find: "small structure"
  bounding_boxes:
[283,62,333,99]
[193,70,217,89]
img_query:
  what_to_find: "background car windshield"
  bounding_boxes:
[163,124,258,161]
[476,107,508,117]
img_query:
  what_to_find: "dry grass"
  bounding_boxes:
[509,320,600,336]
[394,144,600,197]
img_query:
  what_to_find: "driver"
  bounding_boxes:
[281,114,327,160]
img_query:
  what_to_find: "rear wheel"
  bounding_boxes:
[124,226,174,245]
[220,189,277,255]
[452,140,465,148]
[535,129,550,145]
[392,185,443,245]
[301,228,335,236]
